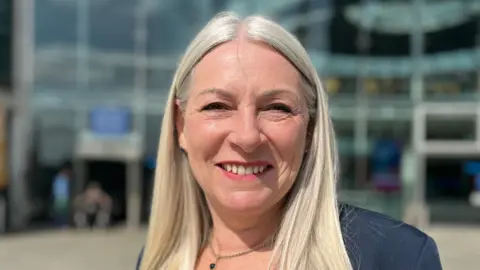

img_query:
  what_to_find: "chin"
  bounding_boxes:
[219,190,273,214]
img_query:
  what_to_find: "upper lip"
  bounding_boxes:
[216,161,273,167]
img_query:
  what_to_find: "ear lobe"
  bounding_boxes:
[175,99,187,151]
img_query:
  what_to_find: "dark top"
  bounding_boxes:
[339,205,441,270]
[136,205,442,270]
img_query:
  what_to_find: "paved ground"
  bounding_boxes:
[0,225,479,270]
[428,225,480,270]
[0,228,146,270]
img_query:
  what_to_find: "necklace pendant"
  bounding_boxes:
[209,263,216,269]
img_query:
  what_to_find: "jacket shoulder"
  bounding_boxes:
[339,204,442,270]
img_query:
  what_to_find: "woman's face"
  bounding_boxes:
[176,39,310,215]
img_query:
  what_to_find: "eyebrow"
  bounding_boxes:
[196,88,299,100]
[197,88,232,98]
[262,89,299,100]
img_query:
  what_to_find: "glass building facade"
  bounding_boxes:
[0,0,11,89]
[7,0,480,228]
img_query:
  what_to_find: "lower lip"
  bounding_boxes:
[217,166,270,181]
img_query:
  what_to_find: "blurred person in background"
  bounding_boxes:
[73,181,112,229]
[469,174,480,207]
[138,12,442,270]
[51,161,73,229]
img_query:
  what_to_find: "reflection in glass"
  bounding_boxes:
[424,14,477,54]
[424,72,477,101]
[426,158,480,223]
[366,119,410,187]
[337,77,357,96]
[333,119,355,189]
[362,77,409,97]
[324,77,341,96]
[329,0,411,57]
[146,67,174,95]
[145,114,162,156]
[425,115,476,141]
[35,0,79,92]
[426,158,472,203]
[0,0,12,88]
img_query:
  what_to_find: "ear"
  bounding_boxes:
[175,99,187,152]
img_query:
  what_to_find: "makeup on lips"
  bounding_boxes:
[216,161,273,181]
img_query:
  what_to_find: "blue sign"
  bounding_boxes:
[89,107,131,135]
[464,161,480,176]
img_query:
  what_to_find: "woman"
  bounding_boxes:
[138,12,442,270]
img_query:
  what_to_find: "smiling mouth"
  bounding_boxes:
[216,164,273,176]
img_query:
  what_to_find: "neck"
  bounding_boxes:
[208,205,282,254]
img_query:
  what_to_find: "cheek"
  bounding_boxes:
[285,134,307,169]
[183,117,225,159]
[264,120,308,165]
[269,122,307,150]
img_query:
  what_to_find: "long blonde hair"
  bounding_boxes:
[141,12,352,270]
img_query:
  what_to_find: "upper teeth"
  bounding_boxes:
[221,164,268,175]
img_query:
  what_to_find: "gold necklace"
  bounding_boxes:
[208,235,274,269]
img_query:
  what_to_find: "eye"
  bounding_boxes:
[265,103,292,113]
[201,102,229,111]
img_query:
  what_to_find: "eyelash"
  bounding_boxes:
[265,103,292,113]
[201,102,292,113]
[201,102,229,111]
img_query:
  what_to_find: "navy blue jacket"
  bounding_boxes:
[136,205,442,269]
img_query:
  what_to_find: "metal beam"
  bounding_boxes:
[419,141,480,156]
[419,102,478,116]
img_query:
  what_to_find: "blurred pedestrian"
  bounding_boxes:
[52,161,73,228]
[73,181,112,229]
[469,174,480,207]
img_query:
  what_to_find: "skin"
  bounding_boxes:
[176,34,310,269]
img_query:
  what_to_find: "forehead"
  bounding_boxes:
[190,39,302,94]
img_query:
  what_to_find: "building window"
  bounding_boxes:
[0,0,12,89]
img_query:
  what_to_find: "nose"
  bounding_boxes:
[230,110,263,153]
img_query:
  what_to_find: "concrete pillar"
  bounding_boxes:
[352,0,373,188]
[126,160,142,229]
[9,0,35,230]
[401,147,416,211]
[409,0,425,102]
[125,0,150,228]
[73,158,86,196]
[476,105,480,147]
[476,18,480,92]
[476,18,480,144]
[403,152,430,229]
[74,105,91,195]
[304,0,331,52]
[354,105,369,187]
[407,107,429,228]
[76,0,90,88]
[405,0,429,227]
